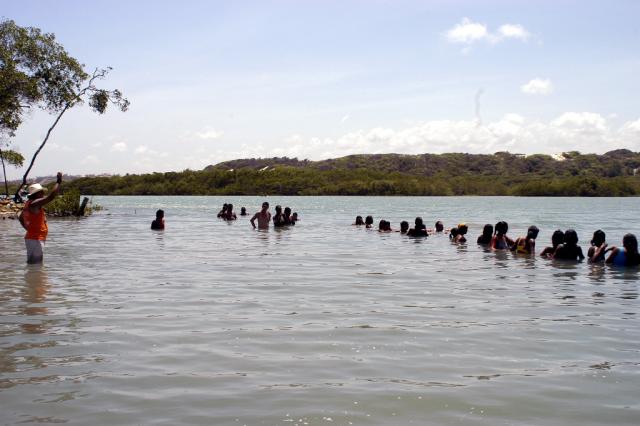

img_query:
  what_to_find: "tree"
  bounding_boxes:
[0,20,129,200]
[0,141,24,197]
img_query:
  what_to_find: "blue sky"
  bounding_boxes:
[3,0,640,178]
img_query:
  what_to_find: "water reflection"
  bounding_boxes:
[21,266,50,334]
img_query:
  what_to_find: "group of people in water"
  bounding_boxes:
[150,202,299,231]
[354,216,640,267]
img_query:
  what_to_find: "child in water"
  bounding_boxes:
[353,215,365,226]
[540,230,564,258]
[477,224,493,245]
[454,223,468,243]
[606,233,640,267]
[399,221,409,234]
[378,220,392,233]
[512,226,539,254]
[553,229,585,261]
[491,221,513,250]
[587,230,608,262]
[240,207,247,216]
[365,216,374,229]
[449,227,458,241]
[407,217,428,237]
[151,209,165,230]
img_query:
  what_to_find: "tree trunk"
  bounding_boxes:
[14,104,70,201]
[0,148,8,198]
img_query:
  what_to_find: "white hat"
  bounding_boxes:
[27,183,47,197]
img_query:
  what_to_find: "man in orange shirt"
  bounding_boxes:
[18,172,63,264]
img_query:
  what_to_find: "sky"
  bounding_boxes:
[2,0,640,179]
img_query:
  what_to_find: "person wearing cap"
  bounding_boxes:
[18,172,63,264]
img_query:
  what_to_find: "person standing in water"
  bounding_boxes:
[151,209,165,230]
[18,172,62,264]
[250,202,272,229]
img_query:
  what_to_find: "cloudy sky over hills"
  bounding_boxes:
[4,0,640,178]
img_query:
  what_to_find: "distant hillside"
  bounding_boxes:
[207,150,640,178]
[65,150,640,196]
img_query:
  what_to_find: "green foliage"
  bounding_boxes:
[63,151,640,197]
[46,189,81,216]
[0,148,24,167]
[0,19,87,137]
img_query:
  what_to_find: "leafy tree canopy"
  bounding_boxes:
[0,19,88,137]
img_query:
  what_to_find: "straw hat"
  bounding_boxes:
[27,183,47,197]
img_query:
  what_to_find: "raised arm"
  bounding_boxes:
[29,172,62,210]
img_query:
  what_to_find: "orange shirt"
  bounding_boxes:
[23,200,48,240]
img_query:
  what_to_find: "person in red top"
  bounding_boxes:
[18,172,63,264]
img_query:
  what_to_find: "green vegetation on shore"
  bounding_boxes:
[64,150,640,196]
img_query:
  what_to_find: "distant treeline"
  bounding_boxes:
[64,150,640,196]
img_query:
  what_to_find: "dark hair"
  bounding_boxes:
[415,217,424,228]
[623,233,638,254]
[227,203,233,210]
[365,215,373,225]
[378,220,386,230]
[591,230,606,246]
[482,224,493,237]
[457,224,468,235]
[275,205,282,212]
[262,201,269,208]
[284,207,291,215]
[564,229,579,246]
[240,207,246,212]
[156,209,164,218]
[435,221,444,232]
[400,221,409,232]
[355,215,364,225]
[495,221,508,235]
[449,227,459,239]
[527,225,539,239]
[551,230,565,247]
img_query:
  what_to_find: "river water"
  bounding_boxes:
[0,196,638,425]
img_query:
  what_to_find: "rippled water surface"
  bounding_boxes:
[1,196,639,425]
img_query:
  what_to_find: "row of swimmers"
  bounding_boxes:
[216,202,298,227]
[354,216,640,267]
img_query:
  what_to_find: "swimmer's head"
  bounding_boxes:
[241,207,247,214]
[435,221,444,232]
[156,209,164,219]
[355,215,364,225]
[227,203,233,211]
[457,223,468,235]
[623,233,638,253]
[365,215,373,226]
[527,225,539,240]
[591,230,606,246]
[284,207,291,216]
[275,205,282,213]
[495,221,508,235]
[262,201,269,209]
[415,217,424,228]
[482,224,493,237]
[551,230,565,247]
[449,227,459,239]
[564,229,579,246]
[378,220,386,230]
[400,221,409,233]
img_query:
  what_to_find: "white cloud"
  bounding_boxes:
[622,118,640,133]
[197,128,224,140]
[446,18,489,44]
[498,24,530,40]
[135,145,149,154]
[110,142,127,152]
[214,113,636,162]
[445,18,531,47]
[82,155,99,165]
[521,78,553,95]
